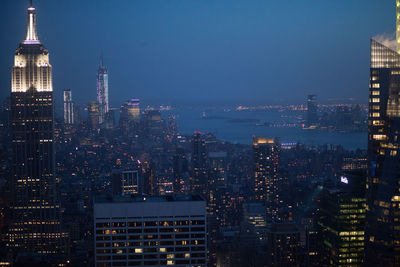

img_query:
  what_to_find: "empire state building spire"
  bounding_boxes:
[24,1,40,44]
[9,3,64,255]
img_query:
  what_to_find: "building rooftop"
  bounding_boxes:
[95,194,205,204]
[94,194,206,219]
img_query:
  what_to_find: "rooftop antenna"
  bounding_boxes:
[100,51,104,68]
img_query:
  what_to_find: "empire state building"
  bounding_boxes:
[8,3,63,254]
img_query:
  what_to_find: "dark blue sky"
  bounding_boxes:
[0,0,394,107]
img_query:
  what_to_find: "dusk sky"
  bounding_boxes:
[0,0,394,107]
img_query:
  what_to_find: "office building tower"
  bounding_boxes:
[191,132,208,196]
[307,94,318,127]
[172,148,189,193]
[88,101,100,129]
[167,115,178,138]
[94,195,207,267]
[112,169,143,196]
[120,99,140,127]
[8,3,64,254]
[207,151,228,266]
[253,137,280,220]
[318,171,366,266]
[243,202,267,241]
[105,109,115,129]
[207,152,228,226]
[63,89,74,124]
[73,103,81,125]
[365,37,400,265]
[96,58,109,124]
[142,110,164,136]
[305,227,320,266]
[267,223,301,266]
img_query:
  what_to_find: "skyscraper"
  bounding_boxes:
[318,171,366,266]
[267,223,301,266]
[63,89,74,124]
[253,137,280,221]
[97,58,109,125]
[365,38,400,264]
[172,148,189,193]
[306,94,318,127]
[88,101,100,129]
[119,99,140,128]
[9,3,63,254]
[191,132,208,196]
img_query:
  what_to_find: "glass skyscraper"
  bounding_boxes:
[9,3,64,254]
[97,58,109,125]
[318,171,366,266]
[365,39,400,264]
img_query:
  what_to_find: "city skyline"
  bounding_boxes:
[0,0,394,107]
[2,1,400,266]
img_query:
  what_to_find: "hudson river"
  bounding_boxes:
[163,107,367,151]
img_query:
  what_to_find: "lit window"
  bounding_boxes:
[184,253,190,258]
[372,98,380,103]
[160,248,166,252]
[373,134,387,140]
[392,196,400,202]
[167,261,174,265]
[167,254,174,259]
[372,83,380,88]
[372,112,380,117]
[135,248,143,253]
[372,91,380,96]
[372,120,384,126]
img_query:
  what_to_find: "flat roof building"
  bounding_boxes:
[94,195,207,267]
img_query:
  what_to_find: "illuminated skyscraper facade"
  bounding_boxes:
[63,89,74,124]
[97,58,109,124]
[9,3,63,254]
[120,99,140,128]
[88,101,100,129]
[253,137,280,220]
[365,39,400,264]
[318,171,366,266]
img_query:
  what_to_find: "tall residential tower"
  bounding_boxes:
[9,3,63,254]
[253,137,280,221]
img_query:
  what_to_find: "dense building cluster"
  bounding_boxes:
[2,1,400,266]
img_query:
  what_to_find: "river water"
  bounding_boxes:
[163,107,367,151]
